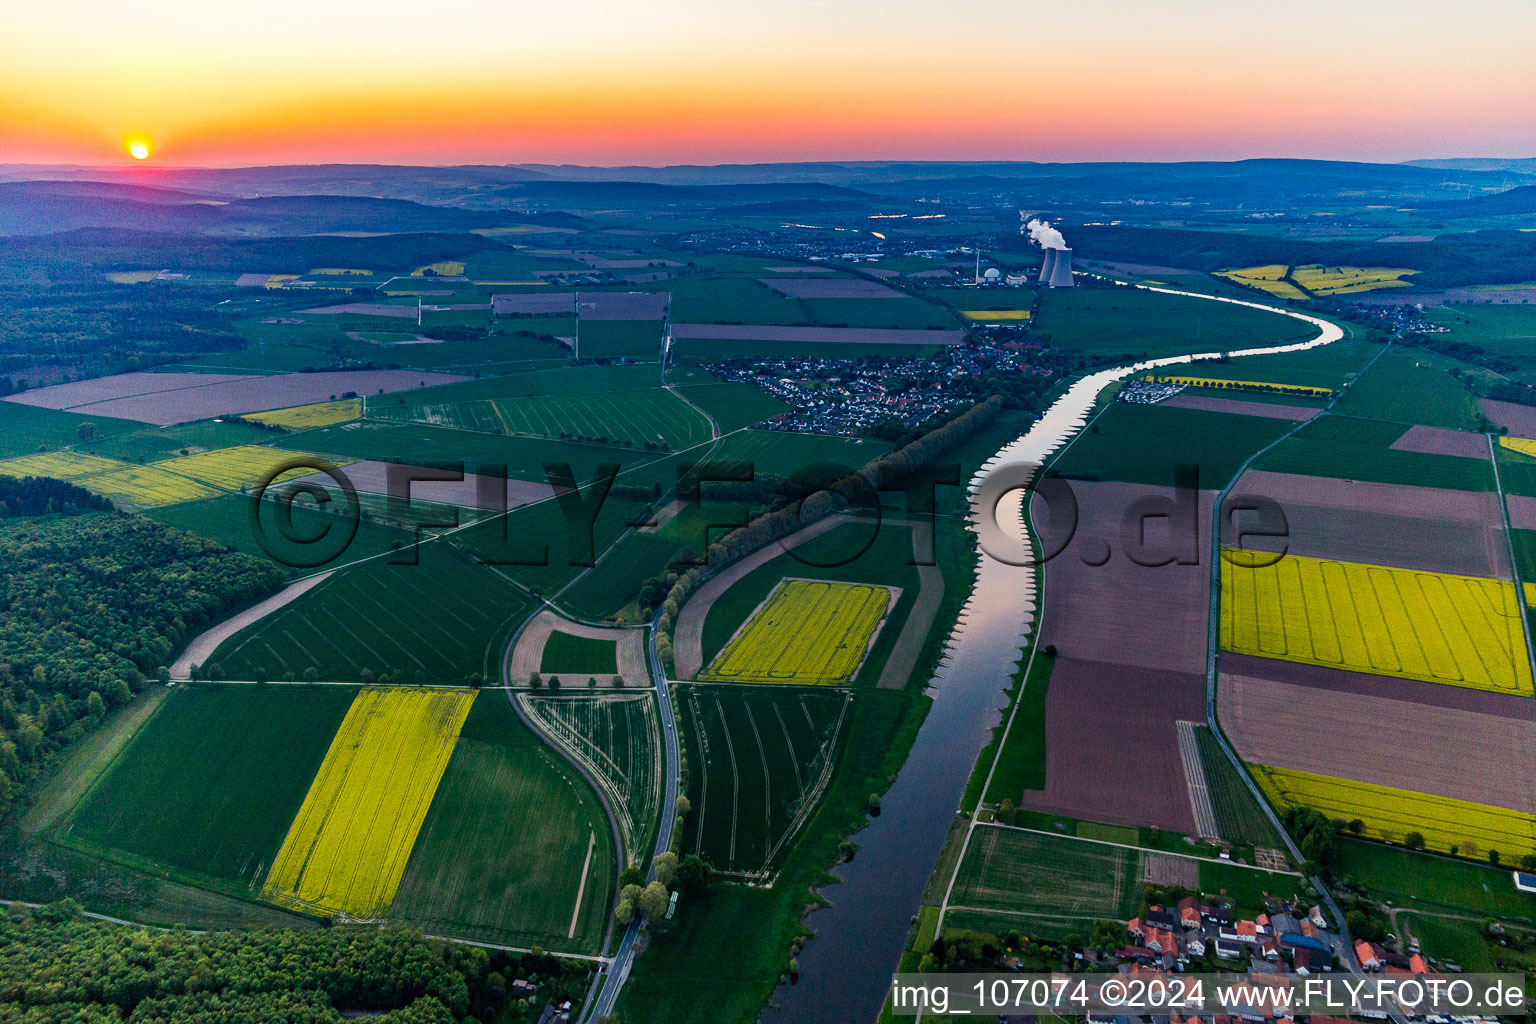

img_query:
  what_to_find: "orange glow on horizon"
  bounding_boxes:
[3,0,1533,167]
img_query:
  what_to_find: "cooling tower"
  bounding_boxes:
[1047,247,1074,287]
[1037,248,1057,284]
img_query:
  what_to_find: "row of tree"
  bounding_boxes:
[652,396,1004,657]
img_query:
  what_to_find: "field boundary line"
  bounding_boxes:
[1176,720,1221,839]
[976,821,1301,875]
[570,831,595,939]
[1488,431,1536,694]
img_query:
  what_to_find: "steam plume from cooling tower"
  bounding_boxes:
[1025,218,1067,250]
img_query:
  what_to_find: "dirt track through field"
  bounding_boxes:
[1220,669,1536,814]
[508,610,647,687]
[671,514,850,680]
[877,526,945,690]
[171,572,334,679]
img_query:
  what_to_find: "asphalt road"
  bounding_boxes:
[582,608,680,1022]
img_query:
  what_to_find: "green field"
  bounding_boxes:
[579,319,664,359]
[1193,725,1282,848]
[1197,859,1302,917]
[678,685,853,877]
[1424,305,1536,362]
[371,385,709,450]
[390,695,616,953]
[981,656,1053,804]
[948,826,1141,924]
[559,531,679,622]
[457,494,649,597]
[208,543,532,683]
[65,684,355,892]
[1256,414,1495,490]
[22,689,169,835]
[1336,838,1536,920]
[146,492,417,576]
[518,692,662,862]
[0,401,142,458]
[706,428,888,480]
[668,381,788,433]
[541,631,620,675]
[1049,402,1294,487]
[90,419,282,463]
[1405,914,1496,971]
[1330,347,1488,430]
[667,277,954,330]
[1155,339,1378,392]
[1032,287,1316,360]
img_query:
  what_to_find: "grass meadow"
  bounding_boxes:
[0,400,142,459]
[1256,415,1495,491]
[541,631,619,675]
[1032,287,1314,360]
[1047,403,1293,488]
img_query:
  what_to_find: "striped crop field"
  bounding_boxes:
[263,686,476,918]
[1220,550,1533,695]
[370,388,710,451]
[700,579,893,686]
[0,450,215,506]
[159,444,352,491]
[679,685,852,877]
[246,399,362,429]
[950,825,1141,921]
[518,692,661,862]
[1251,765,1536,860]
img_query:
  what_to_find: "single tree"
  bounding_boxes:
[638,880,669,920]
[653,851,678,887]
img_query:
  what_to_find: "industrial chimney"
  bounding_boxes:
[1037,248,1057,284]
[1047,247,1074,288]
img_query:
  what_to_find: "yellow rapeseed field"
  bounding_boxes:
[1499,436,1536,459]
[1251,764,1536,859]
[106,271,160,284]
[1290,265,1417,296]
[1220,550,1533,695]
[263,274,300,289]
[245,400,362,430]
[0,451,121,481]
[412,261,466,277]
[263,687,475,918]
[700,579,892,685]
[308,268,372,276]
[158,444,349,491]
[1147,375,1333,396]
[77,464,215,507]
[1215,266,1309,301]
[962,310,1032,321]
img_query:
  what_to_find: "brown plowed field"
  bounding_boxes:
[1158,395,1318,421]
[1220,669,1536,814]
[1217,652,1534,716]
[1484,400,1536,439]
[1222,470,1509,579]
[1388,424,1491,459]
[1018,656,1203,834]
[1034,481,1216,674]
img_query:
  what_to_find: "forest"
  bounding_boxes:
[0,901,590,1023]
[0,507,283,819]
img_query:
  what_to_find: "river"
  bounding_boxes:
[760,286,1343,1024]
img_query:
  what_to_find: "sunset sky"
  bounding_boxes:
[4,0,1534,167]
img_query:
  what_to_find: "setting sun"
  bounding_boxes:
[127,139,150,160]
